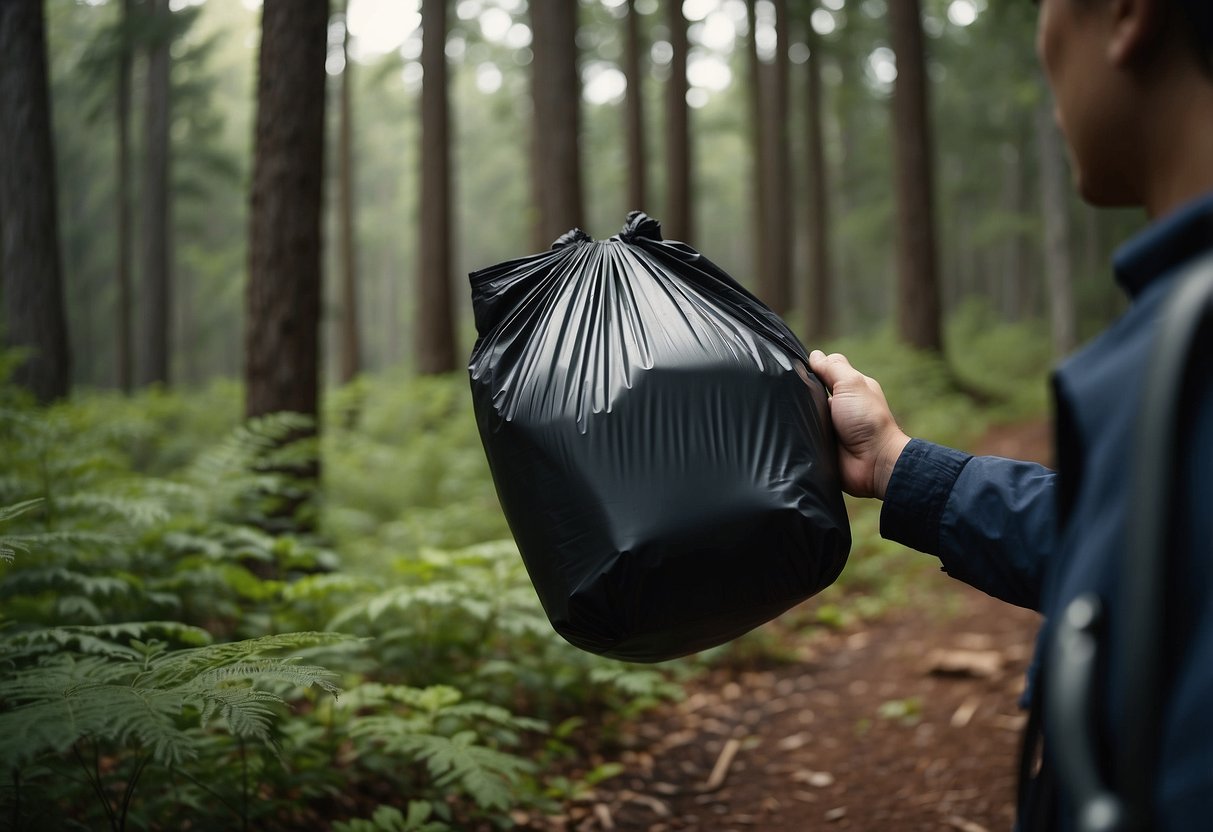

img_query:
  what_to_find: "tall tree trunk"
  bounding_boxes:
[0,1,71,403]
[664,0,691,242]
[888,0,942,351]
[832,46,859,326]
[746,0,770,300]
[116,0,134,392]
[417,0,456,374]
[246,0,328,419]
[623,0,647,213]
[530,0,583,250]
[1035,99,1076,357]
[337,9,361,384]
[803,12,832,341]
[140,0,172,385]
[762,0,792,316]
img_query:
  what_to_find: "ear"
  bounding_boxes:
[1107,0,1168,67]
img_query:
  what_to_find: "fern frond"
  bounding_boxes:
[0,622,210,662]
[53,594,104,622]
[4,530,124,553]
[0,664,190,767]
[332,802,452,832]
[0,632,343,769]
[0,534,28,564]
[391,732,533,811]
[0,567,136,601]
[589,666,685,702]
[440,701,548,735]
[0,497,44,525]
[280,572,372,602]
[56,493,171,527]
[143,632,348,689]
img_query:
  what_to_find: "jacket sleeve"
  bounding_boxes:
[879,439,1057,611]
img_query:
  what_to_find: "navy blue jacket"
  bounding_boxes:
[880,192,1213,830]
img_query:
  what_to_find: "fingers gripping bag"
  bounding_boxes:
[468,212,850,662]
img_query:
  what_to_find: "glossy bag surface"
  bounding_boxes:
[468,213,850,662]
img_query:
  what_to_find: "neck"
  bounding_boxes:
[1141,72,1213,220]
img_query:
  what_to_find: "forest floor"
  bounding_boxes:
[523,420,1051,832]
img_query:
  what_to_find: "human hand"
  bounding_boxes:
[808,350,911,500]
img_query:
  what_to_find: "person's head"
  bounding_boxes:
[1035,0,1213,215]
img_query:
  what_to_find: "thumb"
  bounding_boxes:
[809,349,857,393]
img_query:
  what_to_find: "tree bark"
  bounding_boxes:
[1035,98,1076,357]
[0,0,71,403]
[530,0,583,250]
[337,8,361,384]
[746,0,770,300]
[623,0,647,213]
[140,0,172,386]
[416,0,457,374]
[803,12,832,341]
[664,0,692,243]
[888,0,942,351]
[245,0,328,419]
[762,0,792,316]
[116,0,134,392]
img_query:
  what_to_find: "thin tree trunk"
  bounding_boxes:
[140,0,172,385]
[888,0,942,351]
[1035,98,1076,357]
[832,47,858,326]
[623,0,647,213]
[762,0,791,316]
[0,0,71,403]
[761,0,790,315]
[803,13,832,341]
[417,0,456,374]
[530,0,583,250]
[665,0,691,242]
[746,0,770,300]
[245,0,328,419]
[337,9,361,384]
[116,0,134,392]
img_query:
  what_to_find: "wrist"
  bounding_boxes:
[874,432,911,500]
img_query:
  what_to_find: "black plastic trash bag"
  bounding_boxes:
[468,212,850,662]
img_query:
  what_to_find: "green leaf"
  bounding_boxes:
[0,498,44,524]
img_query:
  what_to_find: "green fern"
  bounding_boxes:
[332,802,452,832]
[0,497,43,562]
[352,726,533,812]
[0,621,212,662]
[0,632,344,770]
[589,666,686,703]
[341,683,543,812]
[56,492,171,527]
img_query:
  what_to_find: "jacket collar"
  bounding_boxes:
[1113,191,1213,299]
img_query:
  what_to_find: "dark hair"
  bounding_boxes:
[1178,0,1213,77]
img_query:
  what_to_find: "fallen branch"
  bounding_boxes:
[700,737,741,792]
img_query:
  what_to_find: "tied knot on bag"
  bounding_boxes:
[551,228,592,249]
[550,213,664,250]
[618,211,663,244]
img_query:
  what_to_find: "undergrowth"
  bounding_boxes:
[0,320,1049,829]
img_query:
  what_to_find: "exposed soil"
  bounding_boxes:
[523,420,1051,832]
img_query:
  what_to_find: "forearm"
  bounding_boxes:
[880,439,1056,611]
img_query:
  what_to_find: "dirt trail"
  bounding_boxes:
[529,420,1051,832]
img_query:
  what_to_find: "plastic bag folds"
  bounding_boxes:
[468,212,851,662]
